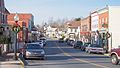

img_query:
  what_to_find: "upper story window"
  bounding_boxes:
[102,18,104,23]
[106,17,108,23]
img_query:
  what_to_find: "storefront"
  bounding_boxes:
[80,32,91,43]
[91,11,99,45]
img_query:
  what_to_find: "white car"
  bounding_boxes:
[86,44,105,54]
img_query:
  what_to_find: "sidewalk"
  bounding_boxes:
[0,53,22,68]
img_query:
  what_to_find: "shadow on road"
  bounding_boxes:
[46,55,72,60]
[27,62,88,66]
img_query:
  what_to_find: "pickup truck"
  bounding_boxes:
[111,48,120,65]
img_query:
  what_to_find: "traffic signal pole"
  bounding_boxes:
[13,13,20,60]
[13,21,19,60]
[14,32,18,60]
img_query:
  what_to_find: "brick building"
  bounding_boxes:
[0,0,10,55]
[80,16,91,43]
[7,13,34,42]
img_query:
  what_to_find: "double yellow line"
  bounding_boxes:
[56,43,109,68]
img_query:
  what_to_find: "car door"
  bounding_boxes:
[117,48,120,57]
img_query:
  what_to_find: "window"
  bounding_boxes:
[106,17,108,23]
[71,29,72,32]
[75,29,77,32]
[102,18,104,23]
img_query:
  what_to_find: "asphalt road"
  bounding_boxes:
[25,40,120,68]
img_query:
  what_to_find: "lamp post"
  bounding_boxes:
[13,13,19,60]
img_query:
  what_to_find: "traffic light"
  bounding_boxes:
[12,23,21,33]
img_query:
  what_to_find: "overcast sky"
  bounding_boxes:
[5,0,120,25]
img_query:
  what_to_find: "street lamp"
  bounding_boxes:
[13,13,19,60]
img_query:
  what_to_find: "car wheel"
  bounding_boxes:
[23,55,25,58]
[41,57,45,60]
[111,55,119,65]
[73,46,76,49]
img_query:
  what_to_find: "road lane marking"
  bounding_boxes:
[56,43,109,68]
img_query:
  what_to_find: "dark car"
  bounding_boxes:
[81,43,90,51]
[73,41,83,49]
[23,43,45,60]
[67,40,75,46]
[111,48,120,65]
[58,38,64,43]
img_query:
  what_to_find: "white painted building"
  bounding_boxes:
[108,6,120,51]
[91,11,99,44]
[46,26,57,38]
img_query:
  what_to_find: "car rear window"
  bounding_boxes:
[91,44,102,47]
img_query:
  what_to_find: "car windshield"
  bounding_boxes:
[26,44,42,49]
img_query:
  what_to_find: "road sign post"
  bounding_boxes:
[13,13,20,60]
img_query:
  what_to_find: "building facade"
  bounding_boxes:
[7,13,34,42]
[66,20,81,41]
[90,11,99,44]
[0,0,10,55]
[80,16,91,43]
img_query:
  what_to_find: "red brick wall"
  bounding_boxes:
[7,13,33,42]
[99,11,109,29]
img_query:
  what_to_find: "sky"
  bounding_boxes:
[4,0,120,25]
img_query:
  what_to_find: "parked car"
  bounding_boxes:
[81,43,90,51]
[73,41,83,49]
[85,44,105,54]
[23,43,45,60]
[67,40,75,46]
[110,48,120,65]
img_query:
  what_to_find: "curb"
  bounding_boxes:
[17,53,28,68]
[17,53,25,68]
[18,58,25,67]
[104,53,110,56]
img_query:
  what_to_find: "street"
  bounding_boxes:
[25,40,120,68]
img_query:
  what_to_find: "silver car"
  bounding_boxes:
[24,43,45,60]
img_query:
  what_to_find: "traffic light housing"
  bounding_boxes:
[12,23,21,33]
